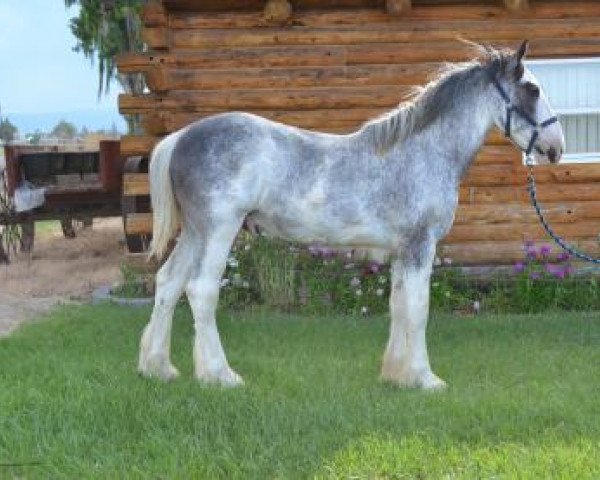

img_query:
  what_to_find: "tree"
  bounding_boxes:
[0,117,18,144]
[28,130,43,145]
[65,0,146,133]
[51,120,78,140]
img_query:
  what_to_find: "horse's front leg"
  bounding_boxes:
[381,242,446,390]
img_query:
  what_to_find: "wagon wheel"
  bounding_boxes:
[0,168,22,263]
[60,215,94,239]
[61,217,77,238]
[122,156,152,253]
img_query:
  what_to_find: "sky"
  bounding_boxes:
[0,0,126,131]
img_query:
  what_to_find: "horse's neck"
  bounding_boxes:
[424,87,494,177]
[398,86,493,182]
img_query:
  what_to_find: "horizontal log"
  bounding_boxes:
[162,0,496,12]
[345,38,600,65]
[121,135,159,157]
[140,109,381,134]
[143,26,170,49]
[123,173,151,196]
[145,63,438,92]
[438,239,600,265]
[464,163,600,186]
[459,183,600,204]
[446,219,600,243]
[454,201,600,225]
[142,1,167,27]
[162,0,600,15]
[125,212,153,235]
[117,37,600,73]
[120,85,412,112]
[167,3,600,29]
[161,20,600,50]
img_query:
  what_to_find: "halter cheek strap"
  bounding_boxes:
[488,75,558,157]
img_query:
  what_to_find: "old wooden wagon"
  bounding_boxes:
[0,141,123,261]
[117,0,600,265]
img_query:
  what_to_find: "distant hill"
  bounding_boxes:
[5,109,127,134]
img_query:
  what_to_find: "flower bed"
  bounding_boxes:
[218,235,600,315]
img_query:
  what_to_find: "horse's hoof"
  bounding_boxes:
[420,374,447,391]
[196,367,244,388]
[138,357,180,381]
[381,370,447,391]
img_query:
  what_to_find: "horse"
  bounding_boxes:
[138,41,565,389]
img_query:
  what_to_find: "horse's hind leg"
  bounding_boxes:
[138,235,194,380]
[186,216,245,387]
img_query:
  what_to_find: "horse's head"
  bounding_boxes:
[488,41,565,165]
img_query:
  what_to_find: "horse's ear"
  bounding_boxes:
[509,40,528,80]
[516,40,529,63]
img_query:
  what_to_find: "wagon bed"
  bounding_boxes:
[0,141,124,260]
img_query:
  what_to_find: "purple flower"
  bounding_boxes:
[544,263,560,276]
[565,265,575,277]
[526,248,538,260]
[513,262,525,274]
[530,271,541,280]
[555,270,566,279]
[368,261,382,274]
[544,263,572,280]
[540,244,552,257]
[556,251,571,262]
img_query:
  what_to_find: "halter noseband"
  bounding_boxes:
[488,74,558,158]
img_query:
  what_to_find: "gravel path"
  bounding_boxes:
[0,218,124,337]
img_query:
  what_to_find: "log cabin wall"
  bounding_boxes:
[118,0,600,265]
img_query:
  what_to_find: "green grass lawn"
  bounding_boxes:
[1,305,600,478]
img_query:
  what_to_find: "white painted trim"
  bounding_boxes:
[561,152,600,164]
[522,151,600,164]
[557,108,600,115]
[527,57,600,66]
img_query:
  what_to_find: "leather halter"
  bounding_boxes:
[488,74,558,157]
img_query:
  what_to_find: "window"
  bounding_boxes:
[526,58,600,163]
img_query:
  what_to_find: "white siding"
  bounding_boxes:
[527,58,600,163]
[560,113,600,153]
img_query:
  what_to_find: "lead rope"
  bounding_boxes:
[525,155,600,265]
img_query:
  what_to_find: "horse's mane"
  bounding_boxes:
[359,43,515,153]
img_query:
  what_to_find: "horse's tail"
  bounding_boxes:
[147,131,181,260]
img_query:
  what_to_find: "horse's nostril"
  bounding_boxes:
[548,146,558,163]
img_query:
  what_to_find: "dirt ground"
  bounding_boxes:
[0,217,125,337]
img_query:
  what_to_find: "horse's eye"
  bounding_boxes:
[525,82,540,98]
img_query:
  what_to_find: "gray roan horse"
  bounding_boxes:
[139,41,564,389]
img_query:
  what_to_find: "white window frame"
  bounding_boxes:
[526,57,600,164]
